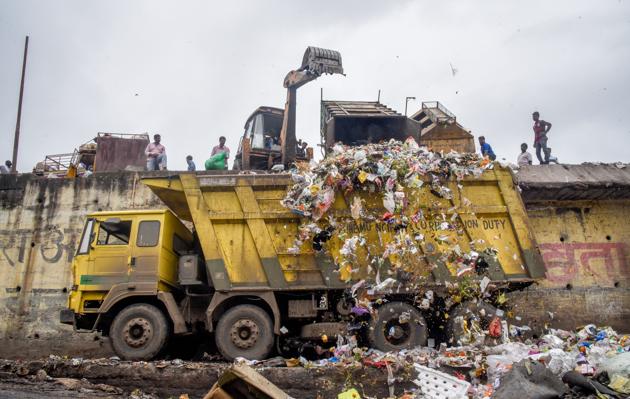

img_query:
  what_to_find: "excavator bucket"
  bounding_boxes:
[300,46,344,76]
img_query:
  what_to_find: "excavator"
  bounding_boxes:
[233,47,344,170]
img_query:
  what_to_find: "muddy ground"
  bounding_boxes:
[0,357,414,399]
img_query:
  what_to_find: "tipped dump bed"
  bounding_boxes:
[142,168,545,291]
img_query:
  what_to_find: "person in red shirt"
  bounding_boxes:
[532,111,552,164]
[211,136,230,169]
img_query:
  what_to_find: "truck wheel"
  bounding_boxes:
[369,302,427,352]
[215,304,274,361]
[446,300,502,346]
[110,303,170,361]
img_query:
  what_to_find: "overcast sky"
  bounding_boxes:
[1,0,629,171]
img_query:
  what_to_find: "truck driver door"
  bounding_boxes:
[86,218,133,290]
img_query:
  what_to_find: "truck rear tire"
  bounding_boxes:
[215,304,274,361]
[368,302,427,352]
[110,303,170,361]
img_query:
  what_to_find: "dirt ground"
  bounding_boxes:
[0,357,411,399]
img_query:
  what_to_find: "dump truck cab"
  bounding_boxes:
[62,209,193,358]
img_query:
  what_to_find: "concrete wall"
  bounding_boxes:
[0,172,627,358]
[509,200,630,332]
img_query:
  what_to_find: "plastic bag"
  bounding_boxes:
[205,152,226,170]
[383,192,395,213]
[350,196,362,220]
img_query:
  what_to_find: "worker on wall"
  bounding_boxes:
[517,143,533,166]
[478,136,496,161]
[0,160,12,174]
[186,155,196,171]
[145,134,167,171]
[532,111,552,164]
[211,136,230,169]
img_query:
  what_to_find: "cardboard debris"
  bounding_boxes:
[203,363,292,399]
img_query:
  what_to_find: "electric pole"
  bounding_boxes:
[11,36,29,173]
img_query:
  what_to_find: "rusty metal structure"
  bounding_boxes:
[35,133,150,176]
[93,132,149,172]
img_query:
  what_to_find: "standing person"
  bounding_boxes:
[296,140,308,158]
[517,143,533,166]
[478,136,496,161]
[0,160,12,174]
[211,136,230,169]
[186,155,196,171]
[145,134,167,171]
[532,111,552,164]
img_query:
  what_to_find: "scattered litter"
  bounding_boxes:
[413,364,470,399]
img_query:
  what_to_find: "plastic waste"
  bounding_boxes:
[413,364,471,399]
[494,359,567,399]
[531,348,576,375]
[205,152,227,170]
[350,196,362,220]
[383,192,395,213]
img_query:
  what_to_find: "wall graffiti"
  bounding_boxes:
[0,227,82,267]
[540,242,628,285]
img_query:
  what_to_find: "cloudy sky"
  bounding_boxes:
[1,0,629,171]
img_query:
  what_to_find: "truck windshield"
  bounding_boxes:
[77,219,95,255]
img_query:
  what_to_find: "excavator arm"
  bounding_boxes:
[280,47,344,166]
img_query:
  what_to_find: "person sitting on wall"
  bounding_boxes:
[186,155,196,171]
[145,134,167,171]
[0,160,12,174]
[517,143,533,166]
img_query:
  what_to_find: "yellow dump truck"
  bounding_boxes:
[61,168,545,360]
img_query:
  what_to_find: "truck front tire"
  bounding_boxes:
[110,303,170,361]
[215,304,274,361]
[369,302,427,352]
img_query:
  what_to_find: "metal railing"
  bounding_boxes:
[42,150,79,172]
[421,101,456,123]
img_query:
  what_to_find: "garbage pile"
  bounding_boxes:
[281,139,495,283]
[239,324,629,398]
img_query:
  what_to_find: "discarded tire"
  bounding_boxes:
[446,300,503,346]
[215,304,274,361]
[369,301,427,352]
[110,303,170,361]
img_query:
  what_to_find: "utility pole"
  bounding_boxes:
[11,36,29,173]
